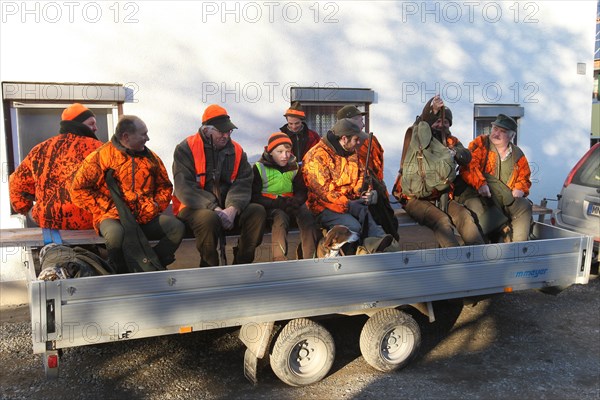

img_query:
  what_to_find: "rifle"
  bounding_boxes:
[440,104,448,147]
[438,102,450,213]
[361,131,374,193]
[359,132,374,241]
[105,169,164,272]
[209,136,228,266]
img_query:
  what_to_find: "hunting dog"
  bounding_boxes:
[316,225,361,258]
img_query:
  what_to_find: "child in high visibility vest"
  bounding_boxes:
[251,133,319,261]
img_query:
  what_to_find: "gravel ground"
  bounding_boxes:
[1,275,598,400]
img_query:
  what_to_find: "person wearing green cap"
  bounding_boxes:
[458,114,533,242]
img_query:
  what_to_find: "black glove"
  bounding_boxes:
[285,197,302,216]
[272,196,288,210]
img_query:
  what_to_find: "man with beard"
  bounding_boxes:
[392,95,484,248]
[10,103,102,229]
[279,101,320,164]
[251,132,318,261]
[172,105,266,266]
[303,119,389,246]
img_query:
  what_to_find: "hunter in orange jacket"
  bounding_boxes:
[69,116,184,273]
[303,129,364,215]
[9,103,102,229]
[458,114,533,242]
[303,119,387,241]
[460,133,531,196]
[70,123,173,232]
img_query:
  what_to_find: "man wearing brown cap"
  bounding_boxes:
[9,103,102,230]
[303,119,389,247]
[280,101,320,164]
[458,114,533,242]
[172,104,266,266]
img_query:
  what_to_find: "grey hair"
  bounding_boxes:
[200,125,215,133]
[115,115,140,139]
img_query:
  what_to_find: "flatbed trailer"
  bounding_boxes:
[0,222,593,386]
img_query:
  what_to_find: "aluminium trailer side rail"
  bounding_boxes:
[28,222,591,354]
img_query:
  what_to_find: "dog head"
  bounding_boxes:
[317,225,361,258]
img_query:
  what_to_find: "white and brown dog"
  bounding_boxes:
[316,225,361,258]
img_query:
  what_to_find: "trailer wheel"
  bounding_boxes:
[269,318,335,386]
[359,308,421,372]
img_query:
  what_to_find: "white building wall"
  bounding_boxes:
[0,1,596,282]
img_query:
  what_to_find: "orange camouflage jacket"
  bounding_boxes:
[69,136,173,231]
[459,134,531,196]
[302,135,364,215]
[9,133,102,229]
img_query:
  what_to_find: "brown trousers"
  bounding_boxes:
[403,198,485,248]
[178,203,266,267]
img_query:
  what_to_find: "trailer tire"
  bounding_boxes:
[269,318,335,386]
[359,308,421,372]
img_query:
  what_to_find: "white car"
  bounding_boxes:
[554,143,600,267]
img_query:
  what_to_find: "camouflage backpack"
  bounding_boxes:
[400,121,456,199]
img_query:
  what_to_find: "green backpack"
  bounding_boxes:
[400,121,456,199]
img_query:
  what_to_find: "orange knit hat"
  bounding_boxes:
[266,132,292,153]
[61,103,95,123]
[284,101,305,119]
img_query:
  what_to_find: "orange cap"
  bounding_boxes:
[202,104,228,123]
[202,104,237,131]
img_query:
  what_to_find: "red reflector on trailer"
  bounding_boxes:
[47,354,58,368]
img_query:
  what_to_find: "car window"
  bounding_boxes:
[572,145,600,188]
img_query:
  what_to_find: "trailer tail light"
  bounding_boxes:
[47,354,58,369]
[563,144,598,187]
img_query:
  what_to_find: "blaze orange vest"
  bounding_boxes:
[172,134,243,215]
